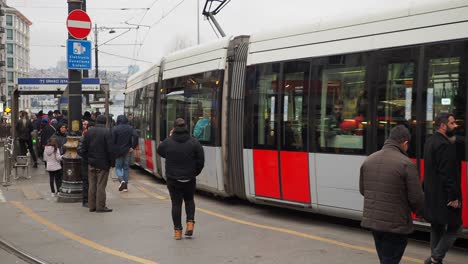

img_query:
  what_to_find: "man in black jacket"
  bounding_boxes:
[424,113,462,264]
[157,118,204,240]
[113,115,138,192]
[79,115,114,213]
[16,111,38,168]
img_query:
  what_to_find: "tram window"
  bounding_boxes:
[422,41,467,160]
[251,63,280,149]
[425,57,462,136]
[282,62,309,151]
[161,71,222,145]
[316,56,367,154]
[376,59,417,157]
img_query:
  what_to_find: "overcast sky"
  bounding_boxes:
[8,0,440,73]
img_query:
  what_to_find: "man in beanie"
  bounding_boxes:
[157,118,204,240]
[80,115,114,213]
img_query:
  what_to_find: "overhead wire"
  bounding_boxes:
[98,50,153,64]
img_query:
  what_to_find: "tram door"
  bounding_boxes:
[374,47,418,160]
[252,62,311,204]
[421,41,468,228]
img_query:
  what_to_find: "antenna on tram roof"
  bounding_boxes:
[203,0,231,38]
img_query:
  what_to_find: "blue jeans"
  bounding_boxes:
[115,154,130,183]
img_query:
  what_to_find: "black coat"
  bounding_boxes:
[112,121,138,158]
[40,124,56,147]
[16,118,33,140]
[80,124,114,170]
[423,132,462,225]
[156,128,204,181]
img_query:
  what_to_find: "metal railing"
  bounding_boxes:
[2,136,13,186]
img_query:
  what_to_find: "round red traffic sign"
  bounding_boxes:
[66,10,92,39]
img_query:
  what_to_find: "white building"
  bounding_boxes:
[0,0,6,111]
[4,3,31,110]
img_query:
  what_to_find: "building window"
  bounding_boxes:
[8,86,14,96]
[6,44,13,54]
[7,29,13,40]
[7,72,14,83]
[7,58,13,68]
[6,15,13,26]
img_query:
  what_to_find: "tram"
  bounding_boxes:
[125,1,468,234]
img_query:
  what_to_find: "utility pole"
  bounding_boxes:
[94,24,99,78]
[67,0,83,133]
[59,0,85,203]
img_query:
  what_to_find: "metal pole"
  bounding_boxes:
[197,0,200,44]
[207,12,226,37]
[95,24,99,78]
[60,0,84,203]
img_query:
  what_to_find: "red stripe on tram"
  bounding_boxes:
[253,149,280,199]
[145,139,154,171]
[280,151,310,203]
[461,162,468,228]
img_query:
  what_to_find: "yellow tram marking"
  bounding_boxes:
[135,185,167,200]
[143,186,423,264]
[10,201,158,264]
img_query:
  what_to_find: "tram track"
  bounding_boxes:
[0,236,50,264]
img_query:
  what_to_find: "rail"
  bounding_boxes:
[0,236,50,264]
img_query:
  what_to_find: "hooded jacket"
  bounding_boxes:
[44,145,62,172]
[112,115,138,158]
[359,139,424,234]
[156,127,205,181]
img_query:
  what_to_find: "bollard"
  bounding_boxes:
[57,136,82,203]
[2,137,12,186]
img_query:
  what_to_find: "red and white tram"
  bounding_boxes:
[125,1,468,234]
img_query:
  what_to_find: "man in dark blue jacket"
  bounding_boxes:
[157,118,204,240]
[113,115,138,192]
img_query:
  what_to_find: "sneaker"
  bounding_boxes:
[33,163,38,168]
[51,192,55,197]
[118,181,125,191]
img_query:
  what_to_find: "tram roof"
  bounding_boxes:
[247,0,468,65]
[125,64,160,94]
[162,37,231,80]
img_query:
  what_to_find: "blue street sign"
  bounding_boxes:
[67,39,92,70]
[18,78,100,92]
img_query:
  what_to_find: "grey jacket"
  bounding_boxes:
[359,139,424,234]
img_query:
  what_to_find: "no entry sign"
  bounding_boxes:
[66,10,92,39]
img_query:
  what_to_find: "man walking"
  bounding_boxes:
[80,115,114,213]
[157,118,204,240]
[113,115,138,192]
[423,113,462,264]
[360,125,424,264]
[16,111,38,168]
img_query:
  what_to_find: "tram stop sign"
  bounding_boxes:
[66,10,92,39]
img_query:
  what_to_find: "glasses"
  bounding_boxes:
[334,107,343,111]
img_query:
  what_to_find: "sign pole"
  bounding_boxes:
[59,0,85,203]
[67,0,84,134]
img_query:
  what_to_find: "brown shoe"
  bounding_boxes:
[185,221,195,236]
[174,229,182,240]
